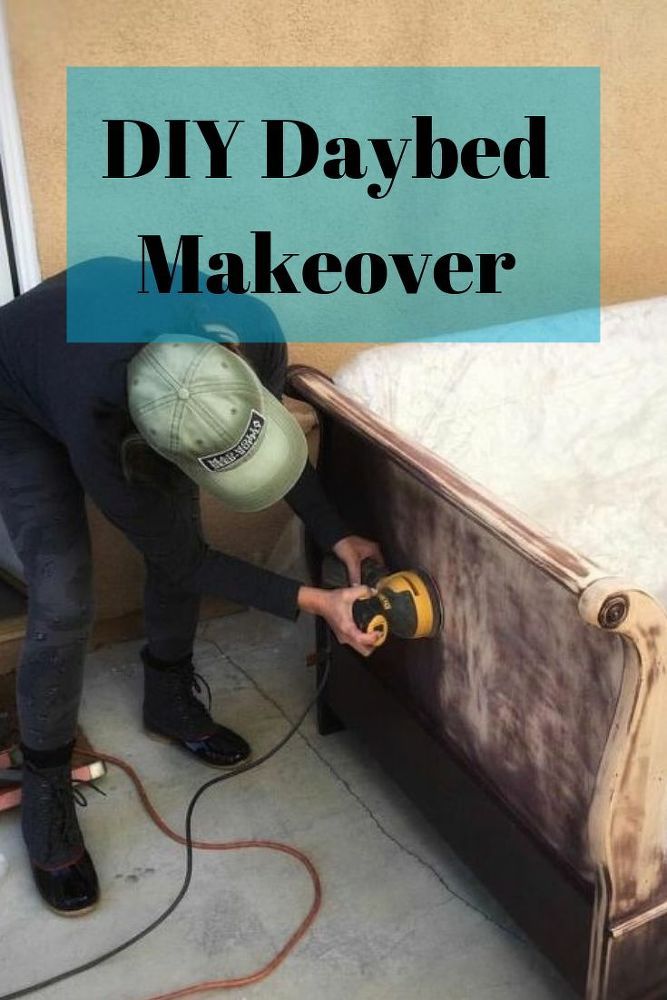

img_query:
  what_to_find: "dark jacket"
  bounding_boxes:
[0,263,347,619]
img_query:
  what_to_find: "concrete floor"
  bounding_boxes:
[0,610,575,1000]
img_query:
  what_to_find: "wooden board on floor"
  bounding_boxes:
[0,574,26,650]
[0,668,19,746]
[0,594,244,676]
[90,597,243,650]
[0,572,27,677]
[0,576,26,620]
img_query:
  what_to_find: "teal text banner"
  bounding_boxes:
[67,67,599,342]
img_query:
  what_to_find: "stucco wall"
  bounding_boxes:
[2,0,666,626]
[5,0,667,367]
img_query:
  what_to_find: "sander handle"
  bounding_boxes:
[352,593,385,632]
[353,560,391,645]
[359,557,389,589]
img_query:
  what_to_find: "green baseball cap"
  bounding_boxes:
[127,337,308,512]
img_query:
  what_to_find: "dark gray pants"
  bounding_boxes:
[0,403,201,750]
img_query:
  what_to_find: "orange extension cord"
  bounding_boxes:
[73,745,323,1000]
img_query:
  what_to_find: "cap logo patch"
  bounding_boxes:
[197,410,265,472]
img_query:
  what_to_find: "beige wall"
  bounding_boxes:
[5,0,667,371]
[3,0,666,629]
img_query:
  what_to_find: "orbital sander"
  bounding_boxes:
[351,558,444,648]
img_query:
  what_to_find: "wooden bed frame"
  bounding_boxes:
[286,363,667,1000]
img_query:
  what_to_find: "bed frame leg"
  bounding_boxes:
[317,695,345,736]
[314,617,345,736]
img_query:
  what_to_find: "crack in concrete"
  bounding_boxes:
[212,641,527,947]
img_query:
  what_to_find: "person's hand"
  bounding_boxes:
[332,535,385,586]
[297,585,380,657]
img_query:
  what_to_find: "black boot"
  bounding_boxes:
[141,648,251,768]
[21,758,99,916]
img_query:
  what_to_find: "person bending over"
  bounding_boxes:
[0,261,380,915]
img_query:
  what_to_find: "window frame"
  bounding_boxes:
[0,1,40,299]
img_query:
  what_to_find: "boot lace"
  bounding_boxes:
[190,672,213,711]
[170,669,214,730]
[27,763,106,862]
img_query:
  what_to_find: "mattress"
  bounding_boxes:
[335,297,667,606]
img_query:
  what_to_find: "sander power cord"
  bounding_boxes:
[0,657,330,1000]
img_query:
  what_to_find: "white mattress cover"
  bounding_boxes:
[335,297,667,606]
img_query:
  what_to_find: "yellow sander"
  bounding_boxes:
[351,558,444,648]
